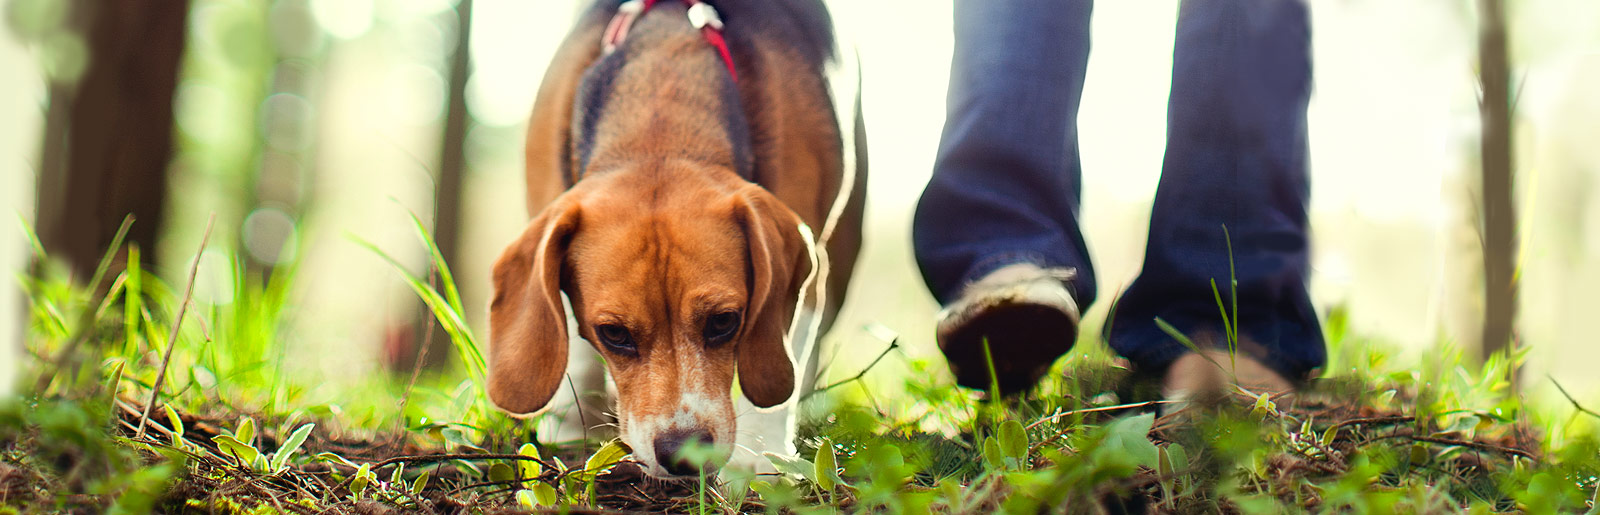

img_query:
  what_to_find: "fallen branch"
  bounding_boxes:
[136,213,216,440]
[802,338,899,401]
[368,453,562,476]
[1375,433,1537,461]
[1325,416,1415,436]
[1549,375,1600,420]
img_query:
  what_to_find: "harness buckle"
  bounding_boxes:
[686,2,723,31]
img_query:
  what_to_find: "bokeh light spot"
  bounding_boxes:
[243,207,299,266]
[312,0,374,40]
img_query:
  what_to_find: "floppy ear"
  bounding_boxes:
[733,187,814,408]
[488,198,581,415]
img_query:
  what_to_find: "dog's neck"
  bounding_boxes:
[571,12,753,182]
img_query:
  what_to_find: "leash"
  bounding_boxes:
[602,0,738,82]
[790,47,865,395]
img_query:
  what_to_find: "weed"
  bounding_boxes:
[4,218,1598,514]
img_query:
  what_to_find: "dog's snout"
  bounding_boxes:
[654,429,715,476]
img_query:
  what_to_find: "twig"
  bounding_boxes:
[1025,400,1173,431]
[136,213,216,440]
[444,478,527,496]
[393,267,441,443]
[1549,375,1600,420]
[34,215,135,393]
[1375,433,1537,461]
[367,453,562,475]
[801,338,899,401]
[1325,416,1416,436]
[1028,400,1175,454]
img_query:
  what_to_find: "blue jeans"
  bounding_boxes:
[912,0,1325,380]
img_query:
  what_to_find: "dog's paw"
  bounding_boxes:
[724,449,778,477]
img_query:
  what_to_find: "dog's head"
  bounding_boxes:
[487,171,812,477]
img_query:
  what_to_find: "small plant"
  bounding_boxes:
[6,216,1599,513]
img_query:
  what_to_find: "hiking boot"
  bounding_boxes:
[1162,332,1293,405]
[936,263,1080,395]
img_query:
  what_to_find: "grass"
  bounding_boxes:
[3,220,1600,514]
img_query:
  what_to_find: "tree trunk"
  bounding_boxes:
[398,0,475,372]
[1477,0,1516,362]
[38,0,191,280]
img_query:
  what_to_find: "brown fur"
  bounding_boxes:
[487,1,863,475]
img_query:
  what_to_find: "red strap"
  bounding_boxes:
[602,0,737,82]
[696,18,738,82]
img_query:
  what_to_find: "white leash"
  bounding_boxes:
[787,43,864,400]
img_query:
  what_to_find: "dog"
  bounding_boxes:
[487,0,865,478]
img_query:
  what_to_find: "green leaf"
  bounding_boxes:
[998,419,1028,461]
[1166,443,1189,477]
[940,479,965,512]
[1101,413,1159,469]
[313,452,358,468]
[582,440,630,479]
[720,465,756,506]
[350,464,372,500]
[390,462,406,486]
[489,462,515,483]
[982,436,1005,470]
[440,427,485,452]
[1249,389,1280,417]
[532,483,559,507]
[516,489,537,508]
[271,423,315,472]
[212,435,261,465]
[1409,444,1429,466]
[814,437,839,493]
[234,417,255,445]
[103,360,126,396]
[163,404,184,437]
[163,404,186,449]
[517,443,543,486]
[411,471,430,495]
[764,452,817,482]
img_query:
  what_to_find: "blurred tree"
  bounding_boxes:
[397,0,474,373]
[1478,0,1517,363]
[37,0,191,279]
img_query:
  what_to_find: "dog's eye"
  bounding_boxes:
[595,324,636,354]
[703,311,741,345]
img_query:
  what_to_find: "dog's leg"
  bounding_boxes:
[729,307,820,475]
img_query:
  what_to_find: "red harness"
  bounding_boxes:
[602,0,738,82]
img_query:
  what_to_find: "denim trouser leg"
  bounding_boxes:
[1107,0,1325,380]
[913,0,1097,308]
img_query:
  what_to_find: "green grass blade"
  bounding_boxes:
[85,215,135,295]
[1210,278,1235,347]
[406,210,465,317]
[349,235,487,389]
[124,245,144,356]
[1222,225,1238,352]
[17,212,46,260]
[271,423,315,472]
[1155,317,1227,374]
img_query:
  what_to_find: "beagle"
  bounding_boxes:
[487,0,865,478]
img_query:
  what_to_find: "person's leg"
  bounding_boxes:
[913,0,1095,393]
[1108,0,1324,385]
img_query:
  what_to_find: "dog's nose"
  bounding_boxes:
[654,429,715,476]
